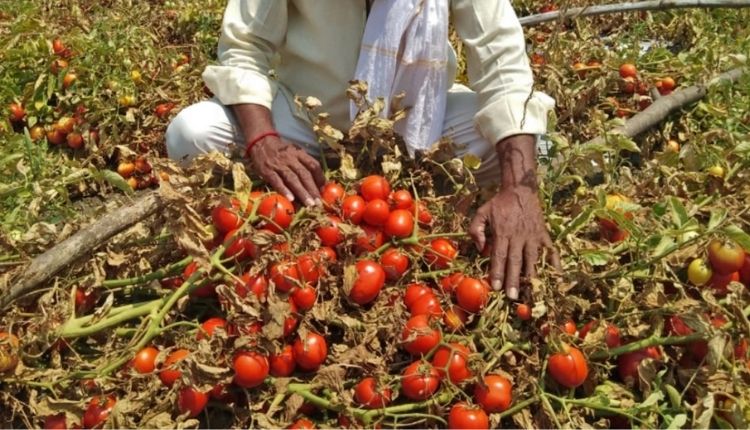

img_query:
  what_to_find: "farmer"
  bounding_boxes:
[165,0,562,300]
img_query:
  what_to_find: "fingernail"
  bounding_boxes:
[305,199,314,207]
[286,194,295,202]
[491,280,502,291]
[507,286,519,300]
[314,198,322,206]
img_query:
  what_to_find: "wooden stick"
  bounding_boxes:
[519,0,750,26]
[1,191,164,310]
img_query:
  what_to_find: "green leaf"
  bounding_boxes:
[722,224,750,251]
[640,391,664,408]
[101,169,134,195]
[652,235,676,258]
[668,414,688,429]
[462,153,481,170]
[580,250,612,266]
[707,208,728,231]
[668,197,689,227]
[559,207,594,237]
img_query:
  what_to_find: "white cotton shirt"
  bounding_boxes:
[202,0,555,146]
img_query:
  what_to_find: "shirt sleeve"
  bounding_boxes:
[202,0,287,108]
[451,0,555,145]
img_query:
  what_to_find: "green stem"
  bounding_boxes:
[496,396,539,419]
[102,256,192,288]
[59,299,163,338]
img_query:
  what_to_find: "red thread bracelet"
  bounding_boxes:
[245,130,280,157]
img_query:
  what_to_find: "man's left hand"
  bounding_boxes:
[468,134,561,300]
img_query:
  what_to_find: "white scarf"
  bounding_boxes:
[352,0,449,154]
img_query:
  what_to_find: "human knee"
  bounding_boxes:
[165,102,231,160]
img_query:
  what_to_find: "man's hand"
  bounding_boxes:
[248,136,325,206]
[232,104,325,206]
[468,134,561,300]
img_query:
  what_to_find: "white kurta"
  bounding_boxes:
[200,0,554,147]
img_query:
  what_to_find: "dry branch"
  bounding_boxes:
[1,191,164,310]
[586,67,746,145]
[519,0,750,26]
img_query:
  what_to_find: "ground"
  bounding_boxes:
[1,0,750,428]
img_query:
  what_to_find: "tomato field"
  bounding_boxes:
[1,0,750,428]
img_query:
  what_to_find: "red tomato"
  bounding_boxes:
[258,193,295,233]
[291,285,317,311]
[355,225,384,254]
[363,198,390,226]
[315,215,344,247]
[131,346,159,374]
[401,361,440,400]
[43,414,68,430]
[739,254,750,285]
[270,345,296,377]
[617,346,661,383]
[233,350,270,388]
[285,299,300,337]
[415,201,433,225]
[380,248,409,281]
[212,204,242,233]
[443,305,469,332]
[154,103,175,119]
[66,132,83,149]
[439,273,465,294]
[235,272,268,301]
[455,277,490,313]
[474,374,512,413]
[432,343,472,384]
[46,128,66,145]
[342,195,366,224]
[409,294,443,317]
[349,260,385,305]
[424,239,457,269]
[360,175,391,201]
[197,317,229,340]
[354,377,392,409]
[384,209,414,238]
[317,246,337,263]
[75,289,98,314]
[448,402,489,430]
[710,271,740,296]
[562,320,577,336]
[548,344,589,388]
[403,283,434,310]
[178,387,208,418]
[389,189,414,210]
[52,38,65,55]
[734,338,748,360]
[707,239,746,275]
[223,229,251,261]
[269,261,301,293]
[402,314,441,356]
[293,332,328,371]
[619,63,637,79]
[288,418,316,429]
[296,253,323,285]
[82,395,116,429]
[579,321,621,348]
[515,304,532,321]
[321,182,345,209]
[159,349,189,387]
[9,103,26,122]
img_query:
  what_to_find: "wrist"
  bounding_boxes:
[495,134,538,190]
[244,130,280,158]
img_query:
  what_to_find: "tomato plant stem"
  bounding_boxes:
[496,395,540,419]
[59,299,162,338]
[102,256,192,288]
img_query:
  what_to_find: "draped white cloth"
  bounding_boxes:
[351,0,450,154]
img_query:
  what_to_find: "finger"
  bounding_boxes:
[542,233,562,271]
[504,240,525,300]
[489,237,509,292]
[265,170,295,203]
[278,167,315,207]
[297,152,326,189]
[293,159,322,203]
[468,207,490,251]
[524,241,539,279]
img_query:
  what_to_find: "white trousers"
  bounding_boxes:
[166,85,546,187]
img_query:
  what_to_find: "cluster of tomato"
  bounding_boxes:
[606,62,676,119]
[5,39,99,151]
[115,156,164,190]
[687,239,750,296]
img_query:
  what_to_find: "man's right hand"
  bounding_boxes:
[248,136,325,207]
[231,103,325,207]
